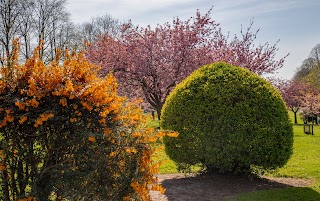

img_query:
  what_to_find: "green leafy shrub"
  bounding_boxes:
[161,62,293,174]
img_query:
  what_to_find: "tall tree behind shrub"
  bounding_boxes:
[0,40,164,201]
[87,10,287,120]
[161,62,293,174]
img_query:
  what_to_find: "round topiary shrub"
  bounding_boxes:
[161,62,293,174]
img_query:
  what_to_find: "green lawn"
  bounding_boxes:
[230,187,320,201]
[271,124,320,185]
[149,111,320,200]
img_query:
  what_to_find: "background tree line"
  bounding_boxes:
[0,0,120,65]
[293,44,320,88]
[277,44,320,124]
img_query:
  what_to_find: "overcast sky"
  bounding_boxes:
[66,0,320,80]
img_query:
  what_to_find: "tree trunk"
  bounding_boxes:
[294,111,298,124]
[36,176,52,201]
[18,160,26,196]
[292,108,299,124]
[156,105,162,120]
[1,168,10,201]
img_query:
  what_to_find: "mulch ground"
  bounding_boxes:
[150,173,314,201]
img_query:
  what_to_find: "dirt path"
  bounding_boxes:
[150,173,313,201]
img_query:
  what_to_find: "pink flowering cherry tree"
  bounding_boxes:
[87,10,287,120]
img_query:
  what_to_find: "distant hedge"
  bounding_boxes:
[161,62,293,174]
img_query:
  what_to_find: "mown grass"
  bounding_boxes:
[148,111,320,200]
[230,187,320,201]
[271,125,320,185]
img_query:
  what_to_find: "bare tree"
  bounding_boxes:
[0,0,120,65]
[33,0,70,62]
[0,0,25,67]
[18,0,35,60]
[92,14,121,37]
[53,16,83,57]
[0,0,79,65]
[79,14,122,44]
[80,22,95,43]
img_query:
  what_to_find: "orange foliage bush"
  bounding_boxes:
[0,41,165,200]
